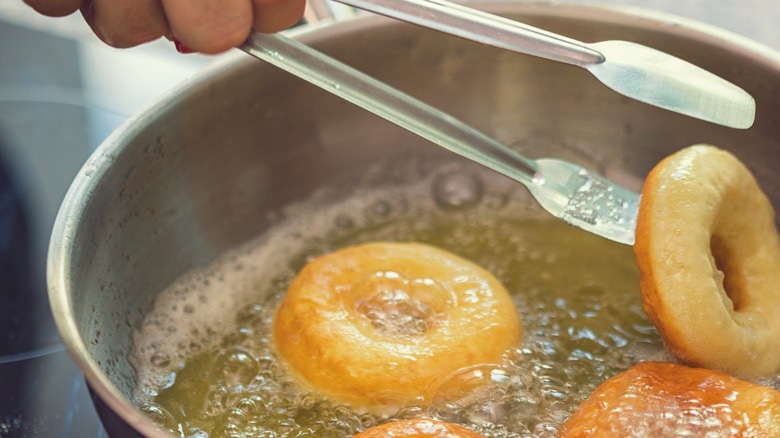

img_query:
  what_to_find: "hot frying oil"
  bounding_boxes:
[131,170,664,438]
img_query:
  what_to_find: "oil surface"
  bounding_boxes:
[131,168,664,438]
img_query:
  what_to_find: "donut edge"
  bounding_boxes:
[634,144,780,376]
[272,241,522,411]
[633,148,694,366]
[559,361,780,437]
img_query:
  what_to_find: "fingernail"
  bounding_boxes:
[173,39,196,54]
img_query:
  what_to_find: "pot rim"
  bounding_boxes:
[46,3,780,436]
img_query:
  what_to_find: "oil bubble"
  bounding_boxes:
[334,214,355,230]
[213,348,260,387]
[150,352,171,368]
[351,271,454,337]
[428,364,543,431]
[368,200,391,217]
[212,422,242,438]
[240,396,266,415]
[225,407,250,426]
[433,172,483,210]
[139,403,179,435]
[131,181,685,437]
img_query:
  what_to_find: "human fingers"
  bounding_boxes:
[162,0,253,54]
[81,0,169,48]
[251,0,306,33]
[23,0,81,17]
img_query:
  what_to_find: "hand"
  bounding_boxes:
[23,0,307,54]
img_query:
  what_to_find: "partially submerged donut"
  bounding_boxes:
[273,242,521,411]
[559,361,780,437]
[634,144,780,376]
[353,419,486,438]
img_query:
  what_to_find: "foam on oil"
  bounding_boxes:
[129,165,779,438]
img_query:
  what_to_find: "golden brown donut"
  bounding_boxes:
[634,144,780,376]
[273,242,521,411]
[353,419,487,438]
[560,361,780,437]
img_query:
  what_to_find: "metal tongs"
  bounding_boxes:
[324,0,755,129]
[240,0,756,246]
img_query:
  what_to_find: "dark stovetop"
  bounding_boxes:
[0,137,105,437]
[0,29,106,433]
[0,10,208,436]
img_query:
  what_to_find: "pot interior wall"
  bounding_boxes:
[55,2,780,435]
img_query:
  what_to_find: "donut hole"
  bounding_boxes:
[710,234,745,312]
[348,270,455,337]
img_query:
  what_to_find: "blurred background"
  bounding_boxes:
[0,2,210,435]
[0,0,778,436]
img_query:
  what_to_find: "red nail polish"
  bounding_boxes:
[174,39,196,54]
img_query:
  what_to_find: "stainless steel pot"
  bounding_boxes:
[48,3,780,437]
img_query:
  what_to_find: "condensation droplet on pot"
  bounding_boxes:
[83,162,99,177]
[433,172,483,209]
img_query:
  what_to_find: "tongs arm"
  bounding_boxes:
[330,0,605,66]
